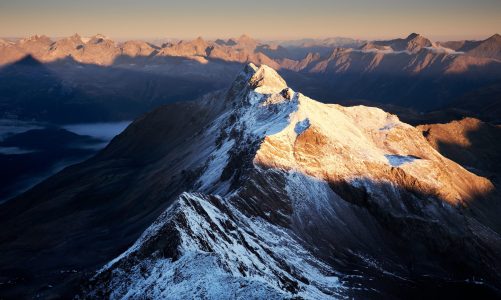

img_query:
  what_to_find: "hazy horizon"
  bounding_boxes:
[1,0,500,41]
[1,32,500,43]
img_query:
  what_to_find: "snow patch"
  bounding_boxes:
[379,123,398,131]
[294,118,310,135]
[385,154,419,167]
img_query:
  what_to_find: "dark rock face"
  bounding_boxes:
[1,64,501,299]
[0,91,229,298]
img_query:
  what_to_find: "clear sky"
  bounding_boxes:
[0,0,500,41]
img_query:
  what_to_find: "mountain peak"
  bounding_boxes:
[248,64,287,93]
[238,34,253,41]
[20,35,52,43]
[192,36,207,47]
[194,36,205,42]
[89,34,110,43]
[488,33,501,41]
[227,63,287,102]
[93,33,108,39]
[407,33,421,40]
[244,62,258,73]
[66,33,83,43]
[404,33,432,52]
[233,34,258,48]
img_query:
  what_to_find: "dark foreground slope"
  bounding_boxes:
[1,64,501,299]
[0,91,229,298]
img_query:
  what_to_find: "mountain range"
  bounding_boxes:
[1,64,500,298]
[1,33,500,68]
[0,33,500,125]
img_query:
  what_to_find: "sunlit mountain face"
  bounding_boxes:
[1,0,501,298]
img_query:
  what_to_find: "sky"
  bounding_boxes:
[0,0,500,41]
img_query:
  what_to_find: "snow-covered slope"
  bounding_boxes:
[88,193,345,299]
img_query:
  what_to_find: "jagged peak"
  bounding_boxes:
[406,33,421,40]
[59,33,83,44]
[88,34,111,43]
[20,34,51,43]
[92,33,108,39]
[248,64,287,93]
[486,33,501,41]
[193,36,206,43]
[244,62,258,74]
[226,63,289,104]
[229,34,258,48]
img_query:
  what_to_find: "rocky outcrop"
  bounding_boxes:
[120,40,157,57]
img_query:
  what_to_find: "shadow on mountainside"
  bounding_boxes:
[0,54,243,203]
[420,119,501,182]
[0,54,242,124]
[419,120,501,238]
[2,54,501,125]
[325,177,501,300]
[239,162,501,299]
[453,82,501,124]
[280,64,501,119]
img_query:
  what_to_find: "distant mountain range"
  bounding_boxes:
[438,33,501,60]
[1,33,500,69]
[0,33,500,124]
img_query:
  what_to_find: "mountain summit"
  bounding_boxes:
[361,33,433,53]
[0,64,500,298]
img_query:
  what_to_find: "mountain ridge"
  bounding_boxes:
[1,33,500,68]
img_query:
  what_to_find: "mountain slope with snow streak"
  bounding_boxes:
[87,192,344,299]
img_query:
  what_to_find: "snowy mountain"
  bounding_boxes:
[83,64,501,299]
[1,63,501,298]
